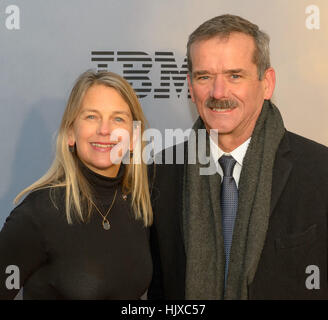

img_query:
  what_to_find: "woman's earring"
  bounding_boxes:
[69,144,75,153]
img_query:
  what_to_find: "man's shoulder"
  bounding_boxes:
[280,131,328,180]
[284,131,328,160]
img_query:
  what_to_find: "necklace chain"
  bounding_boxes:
[91,189,118,230]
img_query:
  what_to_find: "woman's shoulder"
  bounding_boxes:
[13,186,65,216]
[2,187,65,238]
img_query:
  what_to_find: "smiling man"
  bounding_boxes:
[149,14,328,300]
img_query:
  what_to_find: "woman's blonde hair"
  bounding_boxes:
[15,70,153,226]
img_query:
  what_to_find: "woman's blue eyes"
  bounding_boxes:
[86,115,124,122]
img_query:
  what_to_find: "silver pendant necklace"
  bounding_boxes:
[92,189,118,230]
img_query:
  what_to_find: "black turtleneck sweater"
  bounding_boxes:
[0,164,152,299]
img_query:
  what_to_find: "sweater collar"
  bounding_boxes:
[78,159,125,195]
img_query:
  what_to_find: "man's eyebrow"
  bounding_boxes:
[192,70,211,78]
[223,68,245,74]
[192,69,246,78]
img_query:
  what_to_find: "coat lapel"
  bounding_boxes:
[270,131,293,216]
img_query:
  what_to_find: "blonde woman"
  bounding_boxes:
[0,70,153,299]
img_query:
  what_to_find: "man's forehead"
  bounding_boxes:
[191,32,254,48]
[190,33,256,69]
[190,32,255,53]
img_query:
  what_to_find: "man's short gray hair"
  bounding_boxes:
[187,14,271,80]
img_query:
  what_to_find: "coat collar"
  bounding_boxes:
[270,131,293,216]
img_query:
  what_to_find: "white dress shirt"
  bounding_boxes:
[210,137,251,188]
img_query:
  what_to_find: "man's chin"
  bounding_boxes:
[204,120,235,135]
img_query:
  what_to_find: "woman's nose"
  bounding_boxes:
[97,119,111,135]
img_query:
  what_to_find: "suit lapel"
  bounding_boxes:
[270,132,293,216]
[178,142,189,255]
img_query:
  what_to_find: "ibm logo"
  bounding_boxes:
[91,51,190,99]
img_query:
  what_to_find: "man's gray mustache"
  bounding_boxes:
[205,98,238,109]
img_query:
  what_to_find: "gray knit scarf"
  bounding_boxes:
[182,100,285,299]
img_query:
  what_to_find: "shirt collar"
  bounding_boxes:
[210,136,251,166]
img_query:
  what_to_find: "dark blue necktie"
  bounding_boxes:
[219,155,238,283]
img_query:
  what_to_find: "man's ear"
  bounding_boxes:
[187,73,195,102]
[262,67,276,100]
